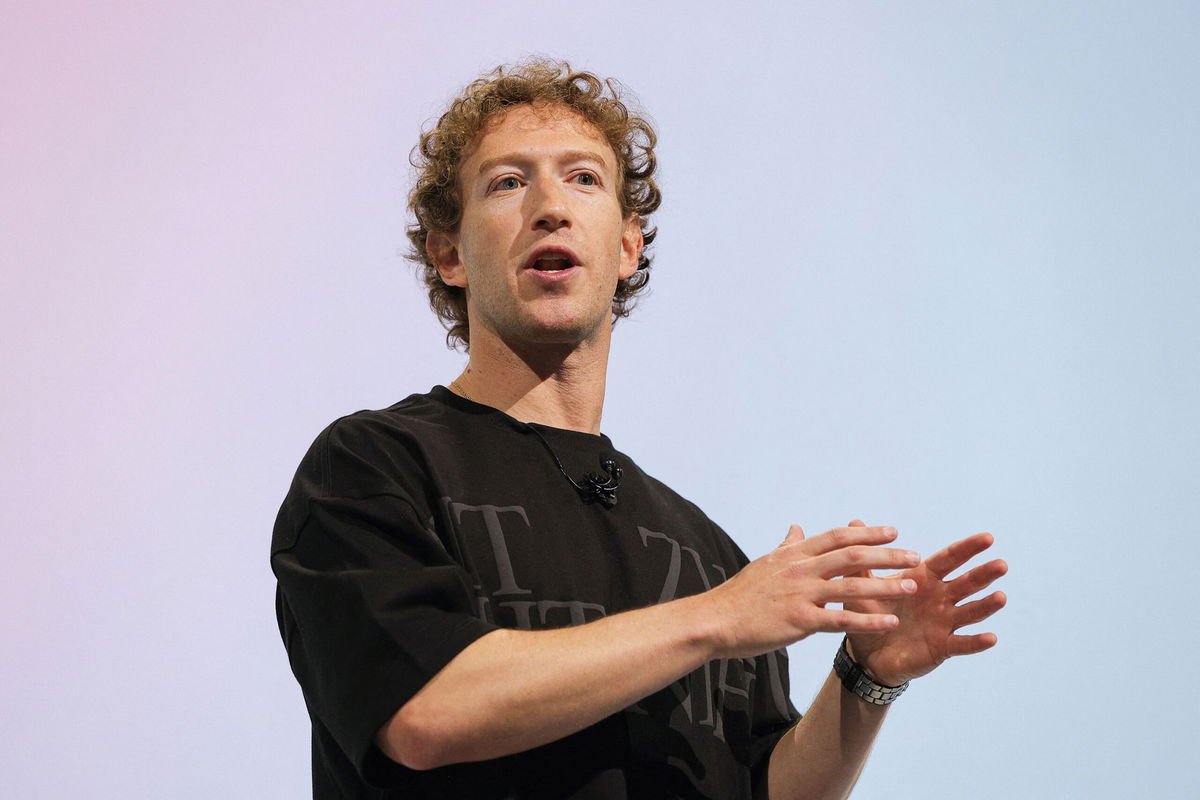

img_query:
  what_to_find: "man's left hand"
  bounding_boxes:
[842,520,1008,687]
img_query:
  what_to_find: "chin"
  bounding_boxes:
[473,297,612,350]
[518,313,609,346]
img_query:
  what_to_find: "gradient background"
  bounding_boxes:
[3,2,1197,797]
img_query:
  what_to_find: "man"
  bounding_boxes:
[271,60,1007,799]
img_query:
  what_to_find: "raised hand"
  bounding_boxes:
[707,524,923,661]
[842,521,1008,687]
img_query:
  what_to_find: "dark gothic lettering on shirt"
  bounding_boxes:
[447,501,534,597]
[638,525,757,741]
[439,496,772,741]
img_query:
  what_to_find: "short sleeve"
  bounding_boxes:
[748,646,801,786]
[271,419,498,786]
[699,518,801,787]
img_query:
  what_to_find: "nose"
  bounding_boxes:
[529,175,571,232]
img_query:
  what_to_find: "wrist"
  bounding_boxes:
[673,591,730,662]
[845,637,901,687]
[834,636,909,706]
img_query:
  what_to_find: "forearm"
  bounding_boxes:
[763,669,888,800]
[377,592,719,769]
[377,523,920,772]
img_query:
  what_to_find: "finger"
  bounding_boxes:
[845,519,873,577]
[810,608,900,634]
[844,520,884,577]
[925,532,995,580]
[811,545,920,578]
[946,632,998,657]
[794,526,898,557]
[952,591,1007,628]
[819,576,918,603]
[946,559,1009,602]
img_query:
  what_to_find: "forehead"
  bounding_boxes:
[462,103,615,169]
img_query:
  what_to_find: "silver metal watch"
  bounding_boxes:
[833,636,910,705]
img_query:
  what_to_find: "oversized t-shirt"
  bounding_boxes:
[271,387,800,799]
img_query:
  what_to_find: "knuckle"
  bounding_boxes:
[788,607,815,633]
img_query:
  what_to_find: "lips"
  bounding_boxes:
[524,246,581,272]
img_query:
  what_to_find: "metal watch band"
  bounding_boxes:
[833,636,910,706]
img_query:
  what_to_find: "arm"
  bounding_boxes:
[762,522,1008,800]
[378,591,713,770]
[759,669,888,800]
[376,524,921,770]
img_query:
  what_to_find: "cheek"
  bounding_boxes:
[463,207,521,252]
[455,226,496,274]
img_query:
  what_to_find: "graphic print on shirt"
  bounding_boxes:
[437,496,790,741]
[638,525,754,742]
[443,500,610,629]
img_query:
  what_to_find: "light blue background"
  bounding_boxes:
[3,2,1196,797]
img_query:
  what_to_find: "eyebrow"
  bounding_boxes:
[475,149,611,178]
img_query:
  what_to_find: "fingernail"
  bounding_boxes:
[901,579,917,591]
[884,527,898,539]
[906,551,920,564]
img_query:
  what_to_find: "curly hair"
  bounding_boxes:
[406,59,661,350]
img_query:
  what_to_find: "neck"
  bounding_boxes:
[451,323,613,435]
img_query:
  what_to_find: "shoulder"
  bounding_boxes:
[281,390,463,500]
[323,390,450,448]
[272,391,459,554]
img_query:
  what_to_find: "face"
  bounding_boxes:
[428,103,642,348]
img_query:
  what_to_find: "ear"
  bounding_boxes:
[618,214,643,280]
[427,230,467,288]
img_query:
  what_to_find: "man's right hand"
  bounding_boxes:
[705,524,921,661]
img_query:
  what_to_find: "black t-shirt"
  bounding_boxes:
[271,387,799,799]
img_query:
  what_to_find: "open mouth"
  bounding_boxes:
[530,256,574,272]
[525,246,581,273]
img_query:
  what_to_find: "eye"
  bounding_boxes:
[492,176,521,192]
[573,172,598,186]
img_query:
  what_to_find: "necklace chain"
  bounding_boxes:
[449,378,474,403]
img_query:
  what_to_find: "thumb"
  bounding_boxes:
[848,519,866,527]
[780,524,806,548]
